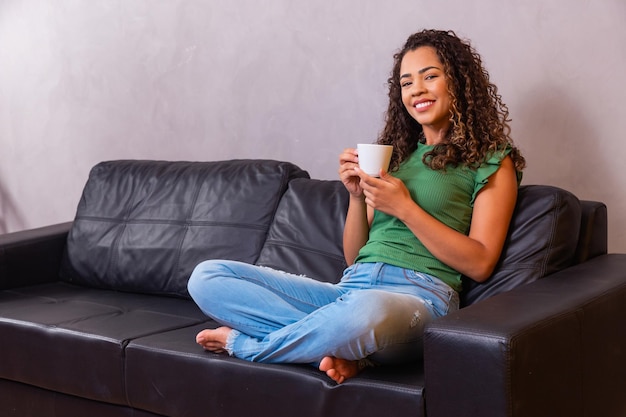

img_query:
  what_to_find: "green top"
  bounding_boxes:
[355,143,519,291]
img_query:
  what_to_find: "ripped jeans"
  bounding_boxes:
[187,260,459,366]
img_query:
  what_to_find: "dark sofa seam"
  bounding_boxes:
[541,192,561,277]
[74,216,268,231]
[253,163,303,264]
[169,174,204,295]
[122,319,212,407]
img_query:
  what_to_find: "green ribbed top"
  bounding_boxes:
[355,143,517,291]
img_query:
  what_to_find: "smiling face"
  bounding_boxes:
[399,46,452,142]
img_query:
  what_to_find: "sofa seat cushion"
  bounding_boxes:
[60,159,308,298]
[125,323,427,417]
[0,282,207,405]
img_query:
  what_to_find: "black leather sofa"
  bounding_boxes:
[1,159,624,417]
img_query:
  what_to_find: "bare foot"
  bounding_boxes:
[196,326,232,353]
[319,356,360,384]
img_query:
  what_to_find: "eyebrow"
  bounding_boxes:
[400,66,440,79]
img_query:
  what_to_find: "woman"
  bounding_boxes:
[187,29,525,384]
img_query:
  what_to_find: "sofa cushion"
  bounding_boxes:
[255,178,349,283]
[125,322,426,417]
[60,159,308,297]
[0,282,207,405]
[461,185,582,306]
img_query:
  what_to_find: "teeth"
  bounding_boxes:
[415,101,433,109]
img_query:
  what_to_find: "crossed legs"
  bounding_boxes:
[188,260,434,383]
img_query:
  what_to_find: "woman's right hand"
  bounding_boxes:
[338,148,363,197]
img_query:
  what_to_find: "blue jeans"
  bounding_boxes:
[187,260,459,366]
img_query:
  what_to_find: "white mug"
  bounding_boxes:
[357,144,393,177]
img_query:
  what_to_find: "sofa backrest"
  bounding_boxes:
[574,200,608,264]
[60,159,308,298]
[461,185,582,306]
[258,181,587,305]
[60,159,600,306]
[256,178,349,283]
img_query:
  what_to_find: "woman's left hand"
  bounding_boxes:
[355,167,413,218]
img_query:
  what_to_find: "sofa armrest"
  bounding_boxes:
[424,254,626,417]
[0,222,71,290]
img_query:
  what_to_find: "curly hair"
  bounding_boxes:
[378,29,525,172]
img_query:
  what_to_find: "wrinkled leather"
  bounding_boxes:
[60,159,308,297]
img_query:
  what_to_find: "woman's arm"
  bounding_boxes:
[357,156,518,282]
[338,148,374,265]
[342,196,372,265]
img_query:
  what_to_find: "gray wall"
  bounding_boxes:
[1,0,625,252]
